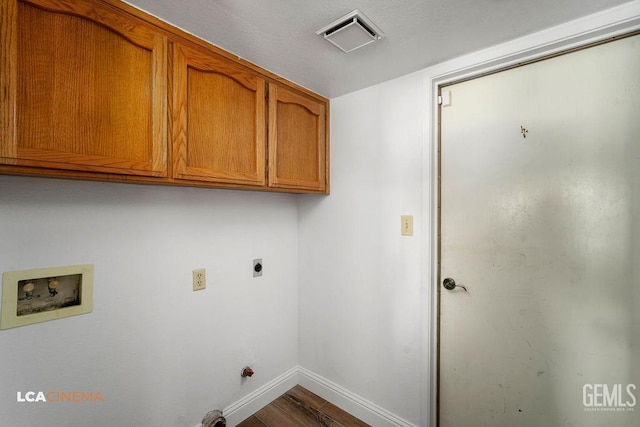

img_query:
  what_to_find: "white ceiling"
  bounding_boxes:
[126,0,631,98]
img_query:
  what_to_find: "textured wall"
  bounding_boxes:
[298,70,425,425]
[0,176,299,427]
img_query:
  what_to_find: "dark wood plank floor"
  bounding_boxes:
[236,385,370,427]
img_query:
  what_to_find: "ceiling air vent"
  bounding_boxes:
[316,9,385,53]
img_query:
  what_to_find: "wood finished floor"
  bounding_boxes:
[236,385,370,427]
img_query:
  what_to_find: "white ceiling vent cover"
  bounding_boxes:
[316,9,385,53]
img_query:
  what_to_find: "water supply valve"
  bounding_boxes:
[241,366,254,378]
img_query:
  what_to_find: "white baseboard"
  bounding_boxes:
[217,366,416,427]
[222,365,299,426]
[298,367,418,427]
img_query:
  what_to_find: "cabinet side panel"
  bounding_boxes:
[0,0,17,160]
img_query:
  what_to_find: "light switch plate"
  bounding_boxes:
[401,215,414,236]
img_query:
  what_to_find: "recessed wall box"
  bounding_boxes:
[316,9,385,53]
[1,264,94,329]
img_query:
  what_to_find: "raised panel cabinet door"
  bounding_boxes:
[172,43,266,186]
[0,0,168,176]
[268,83,327,193]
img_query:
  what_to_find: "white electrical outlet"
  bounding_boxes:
[193,268,206,291]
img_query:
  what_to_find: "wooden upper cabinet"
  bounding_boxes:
[268,83,328,193]
[0,0,168,176]
[0,0,329,193]
[172,43,266,186]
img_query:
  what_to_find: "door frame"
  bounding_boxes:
[421,5,640,426]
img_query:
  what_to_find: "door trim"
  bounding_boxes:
[422,4,640,425]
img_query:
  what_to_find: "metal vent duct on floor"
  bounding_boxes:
[202,409,226,427]
[316,9,385,53]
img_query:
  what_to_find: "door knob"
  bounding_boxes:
[443,277,468,292]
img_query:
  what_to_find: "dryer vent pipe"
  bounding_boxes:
[202,409,226,427]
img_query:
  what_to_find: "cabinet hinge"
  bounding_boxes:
[438,95,443,105]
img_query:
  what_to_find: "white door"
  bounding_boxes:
[439,34,640,427]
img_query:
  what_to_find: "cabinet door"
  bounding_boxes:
[172,43,266,186]
[268,84,327,193]
[0,0,168,176]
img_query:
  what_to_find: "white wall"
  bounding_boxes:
[297,3,640,426]
[3,3,639,427]
[0,176,299,427]
[298,70,425,425]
